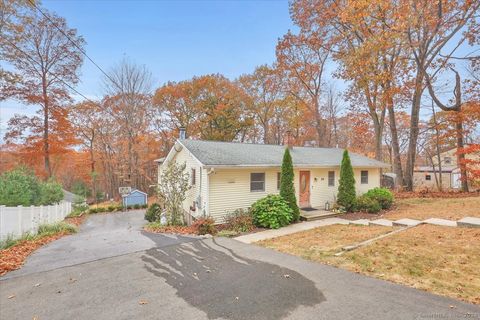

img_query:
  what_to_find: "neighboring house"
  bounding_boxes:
[122,189,148,207]
[413,145,480,190]
[157,139,390,223]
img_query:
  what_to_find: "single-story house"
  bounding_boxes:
[157,139,390,223]
[413,145,480,191]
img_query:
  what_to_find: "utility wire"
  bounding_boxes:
[27,0,121,90]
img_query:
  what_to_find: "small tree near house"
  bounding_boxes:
[337,150,356,212]
[280,148,300,222]
[157,162,190,225]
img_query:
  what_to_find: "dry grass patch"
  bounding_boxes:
[384,197,480,221]
[258,224,480,305]
[258,224,395,261]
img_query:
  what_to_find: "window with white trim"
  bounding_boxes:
[250,173,265,192]
[361,170,369,184]
[328,171,335,187]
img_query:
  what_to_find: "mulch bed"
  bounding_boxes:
[144,224,197,235]
[340,212,387,221]
[0,214,87,277]
[394,191,480,199]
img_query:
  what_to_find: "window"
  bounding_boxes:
[361,170,369,184]
[277,172,281,190]
[191,168,196,186]
[250,173,265,192]
[425,175,431,181]
[444,157,452,165]
[328,171,335,187]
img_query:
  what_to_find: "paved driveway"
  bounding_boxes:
[1,211,479,320]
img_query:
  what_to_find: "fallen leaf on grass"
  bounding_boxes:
[33,283,41,287]
[8,294,15,299]
[139,300,148,305]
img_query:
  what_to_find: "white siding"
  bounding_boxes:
[207,167,382,223]
[158,147,207,217]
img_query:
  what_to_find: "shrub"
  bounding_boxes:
[37,222,77,236]
[141,204,148,209]
[96,207,106,213]
[364,187,394,209]
[145,203,162,222]
[224,209,254,232]
[88,208,98,214]
[280,148,300,221]
[251,195,293,229]
[133,204,141,209]
[192,218,217,235]
[107,205,116,212]
[337,150,356,212]
[0,167,39,206]
[38,179,64,205]
[356,195,381,213]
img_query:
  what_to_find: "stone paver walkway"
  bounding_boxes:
[234,216,480,243]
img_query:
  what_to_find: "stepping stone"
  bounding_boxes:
[369,219,393,227]
[457,217,480,228]
[393,218,422,227]
[349,219,369,226]
[423,218,457,227]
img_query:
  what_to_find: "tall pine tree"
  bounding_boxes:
[280,148,300,221]
[337,150,356,212]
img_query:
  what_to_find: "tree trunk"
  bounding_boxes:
[431,101,443,191]
[405,71,424,191]
[42,75,51,178]
[387,104,404,186]
[455,115,469,192]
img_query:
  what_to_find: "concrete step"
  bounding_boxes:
[369,219,393,227]
[300,211,342,221]
[423,218,457,227]
[349,219,370,226]
[393,218,422,227]
[457,217,480,228]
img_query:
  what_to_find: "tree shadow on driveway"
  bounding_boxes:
[141,237,325,320]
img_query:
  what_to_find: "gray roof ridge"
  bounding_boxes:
[179,138,341,150]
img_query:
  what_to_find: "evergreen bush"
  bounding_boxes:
[337,150,356,212]
[279,148,300,221]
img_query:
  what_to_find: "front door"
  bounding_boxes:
[299,171,311,208]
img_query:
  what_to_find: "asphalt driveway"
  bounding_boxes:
[1,211,479,319]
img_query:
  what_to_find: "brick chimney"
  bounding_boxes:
[285,130,293,150]
[179,127,186,139]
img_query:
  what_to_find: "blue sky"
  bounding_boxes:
[0,0,296,136]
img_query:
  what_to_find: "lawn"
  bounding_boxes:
[383,196,480,221]
[258,224,480,305]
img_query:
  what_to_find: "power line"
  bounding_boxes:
[27,0,120,90]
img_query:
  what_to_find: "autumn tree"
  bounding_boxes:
[398,0,479,190]
[70,100,101,200]
[153,74,253,142]
[276,31,330,147]
[1,8,85,178]
[238,65,285,144]
[101,59,155,191]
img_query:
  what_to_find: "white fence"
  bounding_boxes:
[0,201,72,240]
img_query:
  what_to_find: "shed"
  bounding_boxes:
[122,189,148,207]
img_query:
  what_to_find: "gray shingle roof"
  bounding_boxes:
[179,139,390,168]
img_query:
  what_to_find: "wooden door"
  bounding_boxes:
[299,171,311,208]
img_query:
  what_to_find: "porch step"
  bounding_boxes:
[457,217,480,228]
[349,219,370,226]
[300,211,341,221]
[369,219,393,227]
[393,218,422,227]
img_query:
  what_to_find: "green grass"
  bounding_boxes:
[0,221,78,250]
